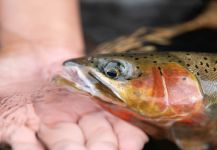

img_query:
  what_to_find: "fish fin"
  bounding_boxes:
[171,123,212,150]
[92,27,158,55]
[174,138,211,150]
[204,95,217,119]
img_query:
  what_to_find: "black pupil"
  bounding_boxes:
[106,69,117,78]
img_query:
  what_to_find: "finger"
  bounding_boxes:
[10,126,44,150]
[107,114,148,150]
[79,112,118,150]
[37,122,86,150]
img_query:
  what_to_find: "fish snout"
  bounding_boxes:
[63,56,94,67]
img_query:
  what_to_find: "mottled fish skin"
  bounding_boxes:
[170,52,217,118]
[62,51,217,150]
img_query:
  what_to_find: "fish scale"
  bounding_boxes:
[170,52,217,118]
[88,51,217,117]
[113,51,217,110]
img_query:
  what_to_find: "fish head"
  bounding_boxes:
[60,53,204,127]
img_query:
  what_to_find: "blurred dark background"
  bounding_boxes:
[80,0,217,149]
[80,0,217,53]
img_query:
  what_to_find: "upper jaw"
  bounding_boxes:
[62,64,126,106]
[62,64,98,95]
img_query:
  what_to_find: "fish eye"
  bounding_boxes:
[97,59,140,80]
[103,61,123,79]
[105,68,120,79]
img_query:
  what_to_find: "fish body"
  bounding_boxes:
[60,51,217,150]
[56,1,217,149]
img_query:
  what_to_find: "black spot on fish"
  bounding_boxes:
[205,69,208,73]
[187,64,190,67]
[195,65,199,69]
[143,56,147,59]
[186,53,190,55]
[178,60,182,63]
[136,66,140,69]
[197,72,200,76]
[182,77,187,81]
[153,61,157,64]
[138,73,143,77]
[200,62,203,65]
[214,68,217,72]
[206,63,210,68]
[135,58,139,60]
[188,58,191,61]
[158,67,163,76]
[204,57,208,60]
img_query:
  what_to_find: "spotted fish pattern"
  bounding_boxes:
[62,51,217,150]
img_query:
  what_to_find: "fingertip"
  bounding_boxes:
[87,141,117,150]
[37,122,85,149]
[118,132,148,150]
[12,144,44,150]
[79,112,118,149]
[79,112,117,143]
[51,141,86,150]
[9,126,44,150]
[107,117,149,150]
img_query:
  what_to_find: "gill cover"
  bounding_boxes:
[89,57,204,122]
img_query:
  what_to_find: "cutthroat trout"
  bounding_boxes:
[57,51,217,150]
[55,1,217,149]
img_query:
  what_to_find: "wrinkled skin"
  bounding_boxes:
[0,48,148,150]
[0,0,148,149]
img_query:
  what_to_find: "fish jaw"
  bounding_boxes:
[62,62,97,94]
[58,60,126,106]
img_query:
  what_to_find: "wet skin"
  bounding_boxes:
[61,51,217,150]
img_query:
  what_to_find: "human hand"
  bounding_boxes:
[0,0,148,149]
[0,27,149,149]
[0,49,148,150]
[35,87,148,150]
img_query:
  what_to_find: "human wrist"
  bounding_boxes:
[0,43,85,86]
[0,0,85,84]
[1,0,84,60]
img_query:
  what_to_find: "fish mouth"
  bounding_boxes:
[56,62,125,106]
